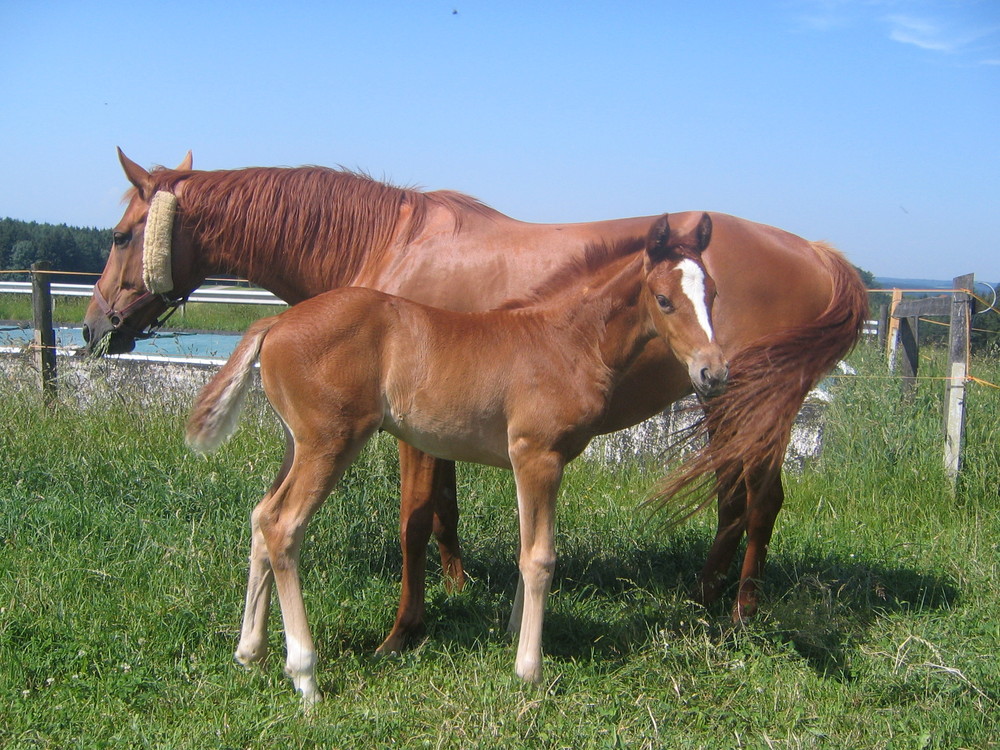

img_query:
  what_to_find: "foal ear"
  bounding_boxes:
[117,147,154,199]
[645,213,674,264]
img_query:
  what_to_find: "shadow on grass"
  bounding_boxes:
[321,518,958,682]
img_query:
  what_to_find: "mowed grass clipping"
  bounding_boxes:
[0,342,997,748]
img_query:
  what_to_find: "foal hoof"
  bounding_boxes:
[515,661,544,685]
[234,645,268,668]
[299,686,323,711]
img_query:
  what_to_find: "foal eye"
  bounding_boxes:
[113,231,131,247]
[656,294,674,312]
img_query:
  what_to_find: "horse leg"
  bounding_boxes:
[261,433,373,706]
[235,432,295,667]
[431,457,463,591]
[695,461,748,607]
[733,467,784,622]
[377,445,463,655]
[510,446,563,684]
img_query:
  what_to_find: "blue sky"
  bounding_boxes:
[2,0,998,283]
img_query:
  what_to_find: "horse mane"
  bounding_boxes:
[496,235,646,310]
[142,165,497,286]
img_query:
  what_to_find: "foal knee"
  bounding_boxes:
[520,550,556,588]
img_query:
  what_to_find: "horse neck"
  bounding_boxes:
[173,167,410,303]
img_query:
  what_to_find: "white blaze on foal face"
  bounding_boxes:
[676,258,714,342]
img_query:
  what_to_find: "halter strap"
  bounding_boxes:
[92,282,186,339]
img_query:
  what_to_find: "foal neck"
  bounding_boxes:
[543,253,656,373]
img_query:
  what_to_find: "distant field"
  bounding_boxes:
[0,342,997,747]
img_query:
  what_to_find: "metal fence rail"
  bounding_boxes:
[0,281,286,306]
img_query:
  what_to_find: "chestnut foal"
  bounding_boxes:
[186,212,727,705]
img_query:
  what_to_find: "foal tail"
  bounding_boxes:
[651,242,869,521]
[186,316,280,454]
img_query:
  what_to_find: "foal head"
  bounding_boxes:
[82,149,199,355]
[643,213,728,398]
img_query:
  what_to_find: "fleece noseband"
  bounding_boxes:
[142,190,177,295]
[91,190,184,339]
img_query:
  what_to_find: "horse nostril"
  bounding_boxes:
[82,324,91,344]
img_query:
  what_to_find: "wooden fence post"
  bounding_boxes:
[886,289,903,367]
[944,273,973,485]
[877,303,889,352]
[897,315,919,400]
[31,261,57,403]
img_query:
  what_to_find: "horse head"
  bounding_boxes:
[82,149,199,355]
[643,212,729,399]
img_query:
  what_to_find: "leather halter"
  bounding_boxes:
[91,282,185,339]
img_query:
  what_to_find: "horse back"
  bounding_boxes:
[700,212,843,353]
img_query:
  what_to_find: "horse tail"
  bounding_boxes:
[186,316,280,454]
[651,241,870,521]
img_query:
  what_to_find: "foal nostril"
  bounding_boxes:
[699,366,729,397]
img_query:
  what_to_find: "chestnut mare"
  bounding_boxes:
[83,150,868,654]
[185,213,727,703]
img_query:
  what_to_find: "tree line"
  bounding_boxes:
[0,217,111,283]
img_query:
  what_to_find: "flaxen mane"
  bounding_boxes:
[139,165,496,286]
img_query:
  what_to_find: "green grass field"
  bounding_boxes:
[1,343,997,748]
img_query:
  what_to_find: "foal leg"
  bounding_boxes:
[235,432,294,667]
[733,467,784,621]
[261,435,373,705]
[378,446,463,655]
[510,447,563,685]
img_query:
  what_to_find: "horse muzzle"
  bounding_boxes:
[82,317,138,355]
[82,284,180,356]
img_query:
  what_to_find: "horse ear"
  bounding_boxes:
[117,147,154,199]
[177,151,193,171]
[645,213,673,264]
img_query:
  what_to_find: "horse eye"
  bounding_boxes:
[113,231,131,247]
[656,294,674,312]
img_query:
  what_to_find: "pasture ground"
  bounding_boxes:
[1,342,997,748]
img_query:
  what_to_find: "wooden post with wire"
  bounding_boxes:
[888,276,973,486]
[886,288,903,366]
[31,261,57,404]
[944,273,973,485]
